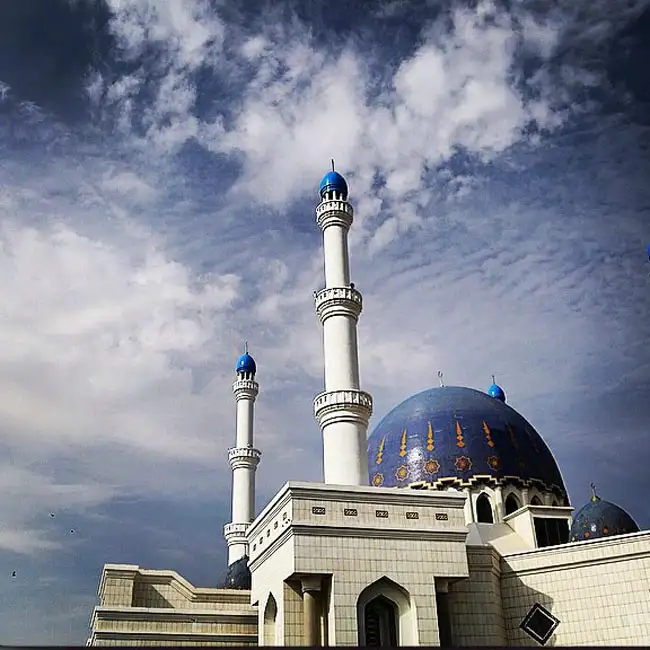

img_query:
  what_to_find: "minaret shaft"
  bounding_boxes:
[323,314,360,390]
[231,464,255,524]
[235,398,255,448]
[323,224,351,287]
[314,182,373,487]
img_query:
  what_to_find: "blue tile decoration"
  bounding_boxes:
[570,484,639,541]
[367,386,566,495]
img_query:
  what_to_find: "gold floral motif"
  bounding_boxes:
[375,436,385,465]
[426,421,434,451]
[483,421,495,447]
[371,473,384,487]
[395,465,409,482]
[487,455,500,471]
[455,455,472,472]
[423,459,440,475]
[456,420,465,448]
[399,429,407,457]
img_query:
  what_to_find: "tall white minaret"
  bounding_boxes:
[313,162,373,485]
[223,344,261,566]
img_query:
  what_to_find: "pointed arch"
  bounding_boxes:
[356,577,416,646]
[263,593,278,646]
[505,492,521,515]
[476,492,494,523]
[531,495,543,506]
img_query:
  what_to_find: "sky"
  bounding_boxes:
[0,0,649,643]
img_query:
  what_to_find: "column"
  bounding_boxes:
[302,577,322,646]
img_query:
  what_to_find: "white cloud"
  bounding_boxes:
[0,219,239,454]
[193,1,571,255]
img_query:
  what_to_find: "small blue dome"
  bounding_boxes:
[236,353,256,375]
[221,556,251,590]
[570,491,639,542]
[319,170,348,199]
[488,383,506,402]
[367,386,566,494]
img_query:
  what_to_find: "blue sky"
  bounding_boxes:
[0,0,649,643]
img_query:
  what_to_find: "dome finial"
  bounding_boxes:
[590,482,599,502]
[244,340,248,355]
[438,370,445,387]
[331,158,335,172]
[492,374,496,384]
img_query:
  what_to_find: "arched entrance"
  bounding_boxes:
[356,577,416,646]
[364,595,398,646]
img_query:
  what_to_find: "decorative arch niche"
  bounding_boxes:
[476,492,494,523]
[263,593,278,646]
[356,577,416,646]
[531,495,543,506]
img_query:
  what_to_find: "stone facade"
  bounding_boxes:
[87,565,257,646]
[246,482,470,646]
[87,493,650,647]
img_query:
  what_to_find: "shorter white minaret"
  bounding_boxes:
[223,344,261,566]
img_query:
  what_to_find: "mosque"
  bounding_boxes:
[87,168,650,646]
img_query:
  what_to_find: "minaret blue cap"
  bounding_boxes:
[236,342,256,375]
[319,160,348,199]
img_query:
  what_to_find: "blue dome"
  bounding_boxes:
[236,353,256,375]
[570,494,639,542]
[367,386,566,494]
[319,170,348,199]
[221,556,251,590]
[488,383,506,402]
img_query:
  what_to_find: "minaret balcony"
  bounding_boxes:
[223,522,249,542]
[314,286,363,323]
[313,389,373,427]
[232,378,259,400]
[228,446,262,470]
[315,199,353,230]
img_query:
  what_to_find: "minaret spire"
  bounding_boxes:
[314,166,372,485]
[223,346,261,568]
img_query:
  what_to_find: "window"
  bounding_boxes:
[534,517,569,548]
[364,596,398,647]
[476,493,494,523]
[505,493,521,515]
